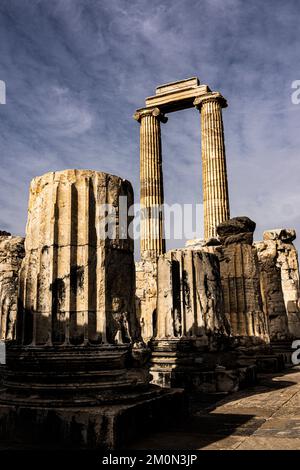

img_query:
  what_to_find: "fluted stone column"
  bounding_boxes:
[0,171,185,449]
[16,169,137,347]
[134,108,167,259]
[194,92,230,239]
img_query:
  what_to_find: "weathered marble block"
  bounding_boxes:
[17,169,138,347]
[155,249,228,342]
[0,170,184,449]
[148,248,251,392]
[0,234,24,340]
[256,229,300,339]
[215,217,269,343]
[186,218,270,345]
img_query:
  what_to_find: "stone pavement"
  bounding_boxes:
[130,366,300,450]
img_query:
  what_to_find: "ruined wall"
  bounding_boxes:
[17,170,139,346]
[0,233,25,340]
[256,229,300,339]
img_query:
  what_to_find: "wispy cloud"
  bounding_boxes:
[0,0,300,257]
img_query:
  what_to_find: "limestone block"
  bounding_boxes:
[0,235,25,340]
[155,249,229,342]
[216,242,269,341]
[17,170,138,346]
[214,217,269,342]
[187,218,269,343]
[256,229,300,339]
[255,240,289,340]
[263,229,296,243]
[217,216,256,246]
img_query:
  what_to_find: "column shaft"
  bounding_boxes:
[134,108,167,259]
[195,93,230,239]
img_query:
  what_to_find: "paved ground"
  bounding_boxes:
[130,366,300,450]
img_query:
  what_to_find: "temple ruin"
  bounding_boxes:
[0,77,299,448]
[0,170,183,449]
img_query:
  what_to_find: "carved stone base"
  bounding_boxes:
[270,340,293,366]
[150,339,258,393]
[151,360,257,393]
[0,343,185,448]
[0,387,184,449]
[1,344,151,406]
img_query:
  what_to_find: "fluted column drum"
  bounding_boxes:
[194,93,230,239]
[134,108,167,259]
[1,170,148,402]
[17,170,136,347]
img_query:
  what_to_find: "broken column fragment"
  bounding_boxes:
[0,234,24,340]
[215,217,270,345]
[17,169,138,347]
[154,249,228,341]
[0,170,184,449]
[150,248,257,392]
[256,229,300,339]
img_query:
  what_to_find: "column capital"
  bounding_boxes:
[193,92,227,111]
[133,107,168,123]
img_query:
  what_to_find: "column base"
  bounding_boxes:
[150,339,257,393]
[0,387,185,450]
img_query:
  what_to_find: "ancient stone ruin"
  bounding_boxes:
[133,78,300,388]
[0,170,183,449]
[256,229,300,340]
[0,78,299,449]
[0,233,24,341]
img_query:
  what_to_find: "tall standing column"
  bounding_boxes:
[134,107,167,259]
[194,92,230,239]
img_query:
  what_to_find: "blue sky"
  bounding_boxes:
[0,0,300,255]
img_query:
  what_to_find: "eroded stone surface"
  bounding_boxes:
[0,170,187,449]
[0,235,24,340]
[17,169,138,346]
[256,229,300,339]
[217,216,255,246]
[215,219,269,342]
[216,242,269,342]
[187,218,269,344]
[155,249,228,341]
[135,258,157,343]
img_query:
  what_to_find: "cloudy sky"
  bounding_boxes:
[0,0,300,256]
